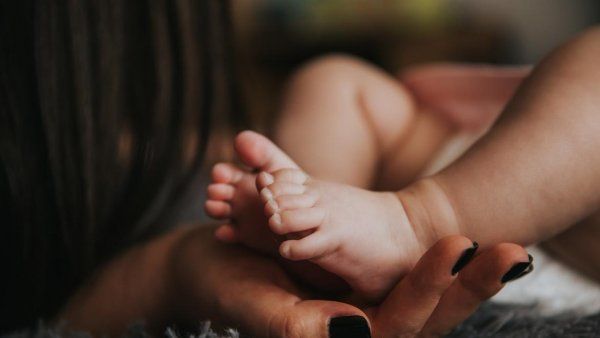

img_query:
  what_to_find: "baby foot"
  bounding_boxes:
[234,131,425,302]
[258,170,422,302]
[204,131,300,254]
[205,162,274,253]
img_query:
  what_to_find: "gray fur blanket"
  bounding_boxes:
[4,303,600,338]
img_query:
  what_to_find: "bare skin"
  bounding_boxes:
[429,27,600,248]
[206,60,532,300]
[206,27,600,302]
[59,224,532,337]
[208,132,418,300]
[273,55,530,190]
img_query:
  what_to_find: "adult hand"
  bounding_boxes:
[172,227,533,337]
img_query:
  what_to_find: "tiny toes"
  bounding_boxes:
[211,163,244,184]
[272,168,309,184]
[257,168,308,195]
[256,172,275,191]
[263,198,279,216]
[279,232,332,261]
[260,182,305,202]
[269,207,325,235]
[275,193,319,211]
[234,130,299,172]
[204,200,232,219]
[207,183,235,201]
[263,193,318,218]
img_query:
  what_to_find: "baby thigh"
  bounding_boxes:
[274,54,416,189]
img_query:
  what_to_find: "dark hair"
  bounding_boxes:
[0,0,244,331]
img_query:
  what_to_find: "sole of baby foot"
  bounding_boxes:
[232,131,431,301]
[257,167,426,303]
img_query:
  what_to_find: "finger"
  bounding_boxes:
[421,243,533,336]
[179,227,371,338]
[270,301,371,338]
[370,235,475,337]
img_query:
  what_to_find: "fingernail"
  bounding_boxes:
[452,242,479,275]
[501,254,534,283]
[260,187,273,201]
[329,316,371,338]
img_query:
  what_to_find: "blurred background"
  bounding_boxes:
[231,0,600,131]
[187,0,599,223]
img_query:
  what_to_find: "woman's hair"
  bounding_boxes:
[0,0,244,331]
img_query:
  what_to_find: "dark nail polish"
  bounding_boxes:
[329,316,371,338]
[452,242,479,275]
[501,254,534,283]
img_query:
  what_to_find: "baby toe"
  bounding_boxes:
[272,168,309,184]
[276,192,319,211]
[256,171,275,191]
[260,182,305,202]
[214,224,239,243]
[207,183,235,201]
[204,200,232,219]
[211,162,244,184]
[279,232,332,261]
[263,198,280,217]
[269,207,325,235]
[263,191,318,218]
[234,130,299,172]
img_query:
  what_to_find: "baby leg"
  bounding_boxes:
[378,63,530,189]
[406,26,600,249]
[206,55,421,250]
[273,55,421,188]
[274,55,530,191]
[206,56,440,250]
[234,132,421,301]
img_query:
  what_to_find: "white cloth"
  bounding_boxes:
[492,245,600,316]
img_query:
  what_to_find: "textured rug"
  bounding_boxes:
[4,303,600,338]
[449,303,600,337]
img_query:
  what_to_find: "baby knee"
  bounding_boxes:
[286,54,369,93]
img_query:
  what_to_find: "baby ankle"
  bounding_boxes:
[395,178,463,250]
